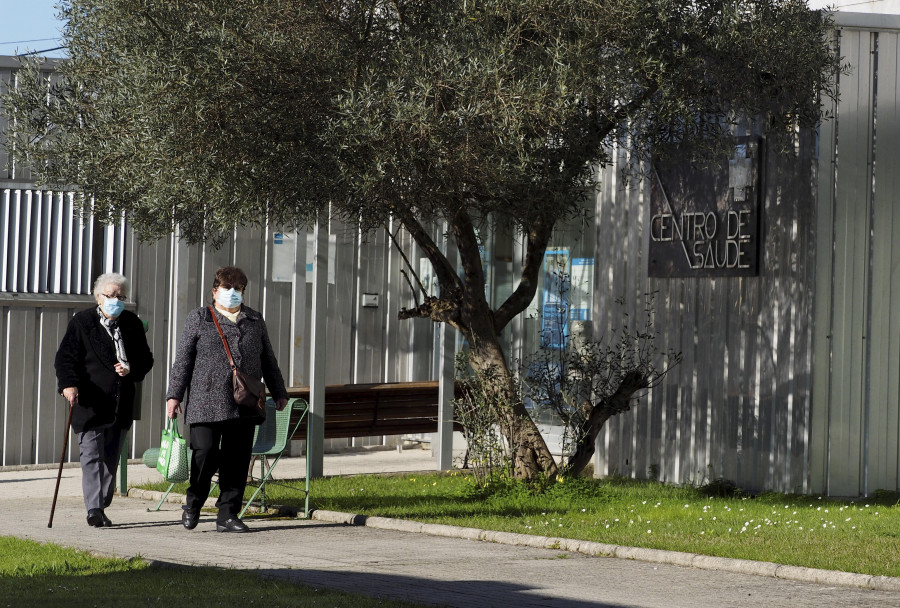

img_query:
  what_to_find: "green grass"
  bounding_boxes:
[143,472,900,578]
[0,536,425,608]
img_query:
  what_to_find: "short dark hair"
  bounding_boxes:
[213,266,248,291]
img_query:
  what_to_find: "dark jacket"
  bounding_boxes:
[165,305,288,425]
[55,308,154,433]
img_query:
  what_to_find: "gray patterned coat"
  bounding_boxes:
[166,305,288,425]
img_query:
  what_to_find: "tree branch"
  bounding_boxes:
[394,207,462,295]
[385,222,427,301]
[449,206,487,304]
[564,370,650,476]
[494,214,554,331]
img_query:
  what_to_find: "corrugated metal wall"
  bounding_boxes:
[587,127,818,494]
[811,14,900,496]
[0,216,438,466]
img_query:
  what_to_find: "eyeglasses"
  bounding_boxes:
[102,293,127,301]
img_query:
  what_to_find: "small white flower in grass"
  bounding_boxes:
[582,508,586,512]
[684,504,690,508]
[647,529,652,534]
[700,531,705,535]
[845,518,851,522]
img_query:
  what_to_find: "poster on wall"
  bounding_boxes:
[569,257,594,321]
[648,136,762,278]
[271,232,295,283]
[541,249,570,350]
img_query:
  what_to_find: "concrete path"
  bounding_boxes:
[1,449,899,607]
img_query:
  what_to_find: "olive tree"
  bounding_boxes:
[3,0,837,480]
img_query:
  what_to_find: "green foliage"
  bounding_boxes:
[3,0,838,245]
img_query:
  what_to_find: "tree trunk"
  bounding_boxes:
[467,334,558,481]
[563,370,649,476]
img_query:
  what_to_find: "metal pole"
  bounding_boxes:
[308,213,328,479]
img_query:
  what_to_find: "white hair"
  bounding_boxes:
[93,272,129,297]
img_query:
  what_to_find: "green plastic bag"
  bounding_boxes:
[156,418,189,482]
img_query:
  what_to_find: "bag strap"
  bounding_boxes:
[208,306,237,371]
[166,417,182,439]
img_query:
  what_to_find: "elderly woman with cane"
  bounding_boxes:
[54,272,154,527]
[166,266,288,533]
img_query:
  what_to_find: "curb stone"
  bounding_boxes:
[130,490,900,593]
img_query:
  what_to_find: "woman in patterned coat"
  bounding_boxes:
[165,266,288,533]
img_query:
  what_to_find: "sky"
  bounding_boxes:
[0,0,66,58]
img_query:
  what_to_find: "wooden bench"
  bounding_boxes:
[285,381,463,439]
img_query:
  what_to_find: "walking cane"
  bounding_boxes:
[48,398,75,528]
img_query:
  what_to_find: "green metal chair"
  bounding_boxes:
[239,397,310,517]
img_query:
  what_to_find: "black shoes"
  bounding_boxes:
[216,518,250,533]
[182,509,200,530]
[87,508,112,528]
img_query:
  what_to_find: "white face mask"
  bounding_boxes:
[215,287,243,309]
[101,297,125,317]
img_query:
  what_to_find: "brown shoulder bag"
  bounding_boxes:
[209,306,266,421]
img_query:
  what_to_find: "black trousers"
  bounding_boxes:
[185,418,256,521]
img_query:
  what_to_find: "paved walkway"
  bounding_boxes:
[2,449,900,607]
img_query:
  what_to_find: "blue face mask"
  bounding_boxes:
[215,288,243,309]
[101,297,125,318]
